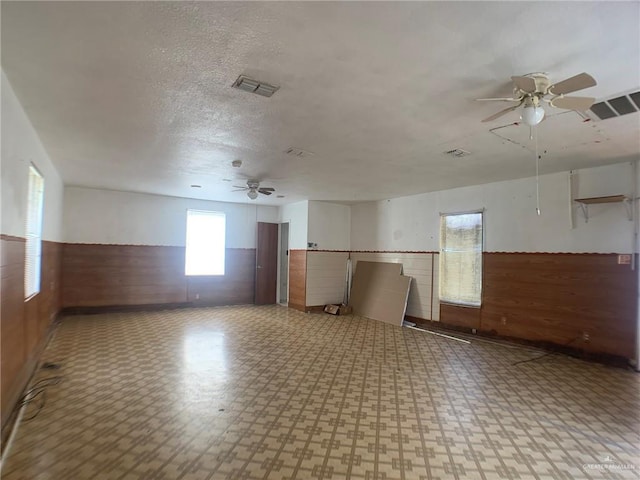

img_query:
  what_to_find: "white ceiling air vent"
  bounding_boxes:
[232,75,279,98]
[444,149,471,158]
[586,90,640,121]
[285,147,314,158]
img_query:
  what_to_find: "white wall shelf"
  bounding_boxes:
[574,195,631,223]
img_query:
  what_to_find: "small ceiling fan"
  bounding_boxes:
[477,72,597,124]
[233,180,275,200]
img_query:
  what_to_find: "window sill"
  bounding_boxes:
[439,301,481,309]
[24,292,40,302]
[185,274,226,277]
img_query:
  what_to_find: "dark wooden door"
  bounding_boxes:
[255,222,278,304]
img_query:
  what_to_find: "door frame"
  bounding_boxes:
[277,222,290,305]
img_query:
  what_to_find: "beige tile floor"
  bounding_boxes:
[1,305,639,480]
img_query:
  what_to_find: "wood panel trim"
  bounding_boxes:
[0,234,26,242]
[304,305,327,313]
[406,315,473,334]
[287,303,306,312]
[350,250,439,254]
[63,242,256,249]
[485,251,633,256]
[430,253,435,320]
[350,250,632,255]
[307,250,352,253]
[288,250,307,312]
[405,315,630,368]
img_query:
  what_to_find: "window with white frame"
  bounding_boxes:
[25,165,45,299]
[439,211,483,307]
[185,210,226,276]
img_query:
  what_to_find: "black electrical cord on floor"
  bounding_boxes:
[18,390,47,421]
[14,375,63,422]
[28,376,63,391]
[512,337,581,366]
[1,367,64,458]
[41,362,61,370]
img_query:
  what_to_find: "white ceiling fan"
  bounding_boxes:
[232,180,275,200]
[477,72,597,124]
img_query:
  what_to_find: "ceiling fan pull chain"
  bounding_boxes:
[535,126,541,216]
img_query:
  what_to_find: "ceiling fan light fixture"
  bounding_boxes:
[521,105,545,126]
[247,189,258,200]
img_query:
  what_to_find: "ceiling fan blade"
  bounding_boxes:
[259,187,275,192]
[476,96,523,102]
[549,72,596,95]
[259,190,273,196]
[511,76,537,93]
[550,96,595,111]
[232,185,248,189]
[231,189,248,192]
[481,102,522,123]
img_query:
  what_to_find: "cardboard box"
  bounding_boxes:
[324,304,352,316]
[324,304,340,315]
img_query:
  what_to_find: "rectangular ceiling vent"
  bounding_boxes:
[587,90,640,121]
[444,148,471,158]
[232,75,279,98]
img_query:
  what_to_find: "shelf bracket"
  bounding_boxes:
[573,195,631,223]
[624,198,632,221]
[578,203,589,223]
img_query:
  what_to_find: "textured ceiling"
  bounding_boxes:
[2,1,639,205]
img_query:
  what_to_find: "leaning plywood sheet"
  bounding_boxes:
[349,261,412,326]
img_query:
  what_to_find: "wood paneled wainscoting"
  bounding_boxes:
[61,244,256,309]
[287,249,636,359]
[1,236,62,430]
[288,250,307,312]
[430,252,637,360]
[481,252,637,359]
[187,249,256,305]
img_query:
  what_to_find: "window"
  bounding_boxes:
[185,210,225,276]
[25,165,44,298]
[439,212,483,307]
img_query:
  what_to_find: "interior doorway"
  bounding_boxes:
[278,222,289,305]
[255,222,278,304]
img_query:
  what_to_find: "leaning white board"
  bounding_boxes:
[349,261,412,326]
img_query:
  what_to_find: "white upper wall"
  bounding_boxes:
[1,71,64,241]
[351,162,636,254]
[279,200,309,249]
[63,186,278,248]
[307,201,350,251]
[5,61,632,256]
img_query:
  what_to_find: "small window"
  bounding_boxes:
[25,165,44,299]
[439,212,483,307]
[185,210,225,276]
